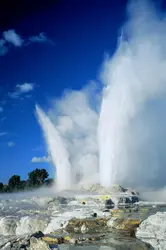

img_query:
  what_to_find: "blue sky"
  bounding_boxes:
[0,0,129,183]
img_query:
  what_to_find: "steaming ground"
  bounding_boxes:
[0,187,103,247]
[35,0,166,191]
[0,185,166,248]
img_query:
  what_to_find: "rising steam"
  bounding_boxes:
[36,0,166,190]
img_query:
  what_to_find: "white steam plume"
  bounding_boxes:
[36,0,166,190]
[35,105,72,191]
[99,0,166,187]
[48,88,99,185]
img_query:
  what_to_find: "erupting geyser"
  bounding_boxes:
[35,105,72,190]
[36,0,166,190]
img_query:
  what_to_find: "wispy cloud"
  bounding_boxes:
[3,29,23,47]
[8,83,35,99]
[8,92,20,99]
[28,32,53,44]
[1,100,7,105]
[0,107,3,112]
[32,145,43,152]
[0,132,8,136]
[31,156,51,163]
[8,141,15,147]
[0,30,53,57]
[0,39,8,56]
[1,117,6,121]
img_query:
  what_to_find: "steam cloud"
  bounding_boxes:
[36,0,166,190]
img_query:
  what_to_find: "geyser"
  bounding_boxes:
[36,0,166,190]
[35,105,72,190]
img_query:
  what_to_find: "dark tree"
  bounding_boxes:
[3,185,10,193]
[0,182,3,192]
[8,175,21,190]
[45,178,54,187]
[0,168,51,193]
[19,180,27,190]
[28,168,49,187]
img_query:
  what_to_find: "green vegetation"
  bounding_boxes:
[0,168,54,193]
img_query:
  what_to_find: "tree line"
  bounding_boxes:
[0,168,54,193]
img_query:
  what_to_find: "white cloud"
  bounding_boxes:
[0,132,8,136]
[16,83,34,93]
[0,107,3,112]
[0,30,53,57]
[31,156,51,163]
[3,29,23,47]
[8,83,35,99]
[8,141,15,147]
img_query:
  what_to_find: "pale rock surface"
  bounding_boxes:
[16,216,49,235]
[0,216,18,236]
[136,212,166,250]
[30,237,58,249]
[1,242,11,250]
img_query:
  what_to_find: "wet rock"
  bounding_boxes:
[110,208,132,218]
[16,216,49,236]
[136,211,166,250]
[105,199,114,209]
[42,236,58,244]
[42,232,106,246]
[106,236,154,250]
[63,235,76,244]
[92,212,97,217]
[30,237,57,250]
[42,229,77,244]
[111,195,139,208]
[0,216,18,235]
[1,242,11,250]
[131,196,139,203]
[111,209,125,218]
[65,217,108,233]
[31,231,44,238]
[80,224,87,233]
[107,217,142,235]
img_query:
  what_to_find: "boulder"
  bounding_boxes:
[1,242,11,250]
[136,212,166,250]
[42,234,76,244]
[111,195,139,208]
[42,236,58,244]
[65,217,108,233]
[104,184,126,193]
[105,198,114,209]
[30,237,58,249]
[111,208,129,218]
[31,231,44,238]
[107,217,142,235]
[30,237,49,249]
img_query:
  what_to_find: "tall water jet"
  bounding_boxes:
[35,105,72,190]
[98,0,166,187]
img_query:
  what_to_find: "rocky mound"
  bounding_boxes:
[136,211,166,250]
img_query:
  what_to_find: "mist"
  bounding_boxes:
[36,0,166,191]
